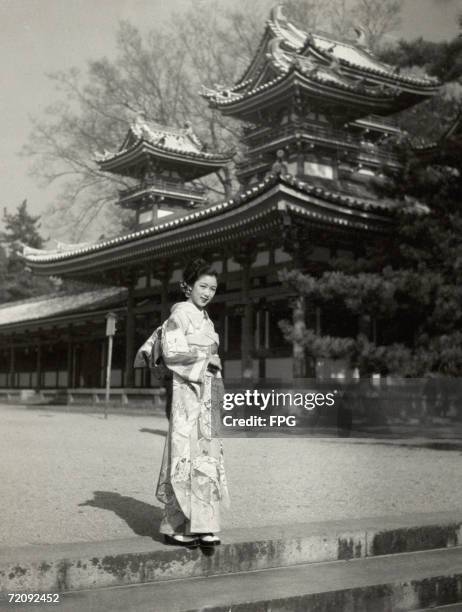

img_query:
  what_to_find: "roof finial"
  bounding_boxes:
[269,36,285,64]
[270,4,288,24]
[353,25,369,49]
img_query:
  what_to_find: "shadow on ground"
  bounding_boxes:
[139,427,167,437]
[79,491,164,542]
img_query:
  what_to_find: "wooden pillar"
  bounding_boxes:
[100,338,106,388]
[72,345,78,388]
[283,222,313,379]
[35,339,42,391]
[358,314,371,338]
[236,249,256,379]
[152,199,159,224]
[125,283,135,388]
[160,272,170,322]
[154,260,173,324]
[66,326,73,388]
[66,342,73,388]
[291,296,307,378]
[9,343,15,389]
[256,301,266,379]
[315,306,322,335]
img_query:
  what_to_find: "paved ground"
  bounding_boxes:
[1,403,462,547]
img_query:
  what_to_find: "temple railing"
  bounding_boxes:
[119,178,206,200]
[243,122,401,164]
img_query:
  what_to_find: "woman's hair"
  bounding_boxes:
[180,258,218,296]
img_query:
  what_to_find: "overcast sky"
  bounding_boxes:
[0,0,460,236]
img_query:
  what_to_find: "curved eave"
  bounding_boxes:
[24,175,394,278]
[234,27,274,88]
[306,42,440,92]
[336,63,439,97]
[207,69,419,117]
[0,288,127,332]
[97,139,231,176]
[215,22,439,105]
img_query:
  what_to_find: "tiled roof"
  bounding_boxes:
[22,173,414,266]
[204,6,439,107]
[0,287,126,328]
[309,34,435,86]
[95,118,229,164]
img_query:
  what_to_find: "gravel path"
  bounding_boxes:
[1,403,461,547]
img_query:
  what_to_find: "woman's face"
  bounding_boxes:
[188,274,217,310]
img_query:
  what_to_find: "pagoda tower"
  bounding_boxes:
[203,6,439,195]
[96,117,231,228]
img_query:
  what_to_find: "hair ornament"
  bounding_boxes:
[180,280,192,297]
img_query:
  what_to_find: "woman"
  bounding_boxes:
[156,258,229,548]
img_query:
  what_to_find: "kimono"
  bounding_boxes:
[156,301,230,535]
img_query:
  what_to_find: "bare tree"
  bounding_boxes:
[327,0,352,39]
[351,0,401,50]
[23,0,402,241]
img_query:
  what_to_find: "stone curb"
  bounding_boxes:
[4,548,462,612]
[5,403,165,417]
[1,511,462,595]
[180,571,462,612]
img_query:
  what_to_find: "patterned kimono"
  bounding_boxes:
[156,301,230,535]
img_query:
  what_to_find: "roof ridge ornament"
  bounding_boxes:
[268,36,287,66]
[183,121,204,150]
[269,4,308,49]
[353,25,370,50]
[19,243,45,257]
[94,149,113,161]
[55,240,94,251]
[270,4,287,24]
[325,48,343,75]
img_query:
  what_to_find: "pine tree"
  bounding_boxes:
[280,139,462,376]
[0,244,9,302]
[280,28,462,377]
[1,201,55,302]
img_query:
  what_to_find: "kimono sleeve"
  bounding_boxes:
[133,328,158,368]
[161,313,209,383]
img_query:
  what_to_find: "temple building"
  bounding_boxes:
[96,117,231,227]
[0,7,440,396]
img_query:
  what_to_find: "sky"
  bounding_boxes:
[0,0,460,238]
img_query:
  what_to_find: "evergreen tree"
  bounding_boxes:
[280,24,462,377]
[0,244,9,302]
[377,31,462,143]
[1,201,55,302]
[280,139,462,376]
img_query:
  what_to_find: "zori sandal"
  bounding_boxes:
[164,534,199,548]
[199,533,221,547]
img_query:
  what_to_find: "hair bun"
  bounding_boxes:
[182,257,215,286]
